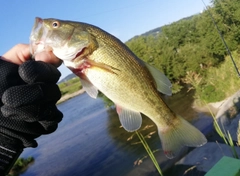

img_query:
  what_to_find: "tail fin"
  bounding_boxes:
[158,116,207,159]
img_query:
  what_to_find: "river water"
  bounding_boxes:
[20,89,209,176]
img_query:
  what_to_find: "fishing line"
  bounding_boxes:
[201,0,240,77]
[73,0,150,21]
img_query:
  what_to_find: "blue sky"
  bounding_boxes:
[0,0,211,81]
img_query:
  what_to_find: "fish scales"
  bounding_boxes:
[91,31,174,125]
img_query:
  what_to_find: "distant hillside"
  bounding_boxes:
[126,15,194,42]
[58,73,77,84]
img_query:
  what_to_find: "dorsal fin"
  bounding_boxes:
[144,62,172,96]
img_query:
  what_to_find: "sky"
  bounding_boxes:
[0,0,211,81]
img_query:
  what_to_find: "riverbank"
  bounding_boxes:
[192,99,225,116]
[193,90,240,120]
[57,86,238,118]
[57,88,85,104]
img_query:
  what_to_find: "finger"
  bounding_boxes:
[2,44,62,67]
[0,116,40,146]
[19,60,61,84]
[2,83,61,107]
[2,44,31,65]
[0,60,24,96]
[1,104,63,123]
[1,105,39,122]
[34,51,62,67]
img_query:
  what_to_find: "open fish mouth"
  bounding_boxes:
[29,17,86,61]
[30,17,45,55]
[29,17,56,57]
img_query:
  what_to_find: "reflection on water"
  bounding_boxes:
[19,88,200,176]
[163,86,197,121]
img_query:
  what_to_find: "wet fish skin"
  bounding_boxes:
[30,17,207,158]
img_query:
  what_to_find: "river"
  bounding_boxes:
[19,89,211,176]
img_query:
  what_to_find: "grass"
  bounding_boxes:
[58,77,82,96]
[136,131,163,176]
[203,52,240,100]
[7,157,34,176]
[206,103,239,159]
[185,51,240,104]
[238,121,240,146]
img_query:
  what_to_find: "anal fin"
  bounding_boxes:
[116,105,142,132]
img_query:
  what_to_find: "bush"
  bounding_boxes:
[198,85,225,103]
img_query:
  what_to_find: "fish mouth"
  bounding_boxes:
[30,17,83,61]
[29,17,53,57]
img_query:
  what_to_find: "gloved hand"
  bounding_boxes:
[0,58,63,174]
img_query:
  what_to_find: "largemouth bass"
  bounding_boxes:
[30,17,207,158]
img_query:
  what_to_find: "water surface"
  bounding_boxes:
[20,89,206,176]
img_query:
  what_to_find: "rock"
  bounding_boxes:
[169,142,240,175]
[215,90,240,141]
[164,90,240,176]
[216,90,240,120]
[217,114,240,142]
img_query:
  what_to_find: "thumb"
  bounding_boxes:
[2,44,62,67]
[2,44,31,65]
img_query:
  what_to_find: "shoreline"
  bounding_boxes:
[193,90,240,119]
[57,87,240,120]
[192,100,225,115]
[57,89,85,104]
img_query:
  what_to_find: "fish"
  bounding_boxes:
[30,17,207,158]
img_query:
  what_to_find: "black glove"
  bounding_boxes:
[0,59,63,175]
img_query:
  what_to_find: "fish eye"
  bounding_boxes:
[52,21,60,28]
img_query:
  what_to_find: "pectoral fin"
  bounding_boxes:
[116,105,142,132]
[144,62,172,96]
[79,76,98,99]
[86,59,120,75]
